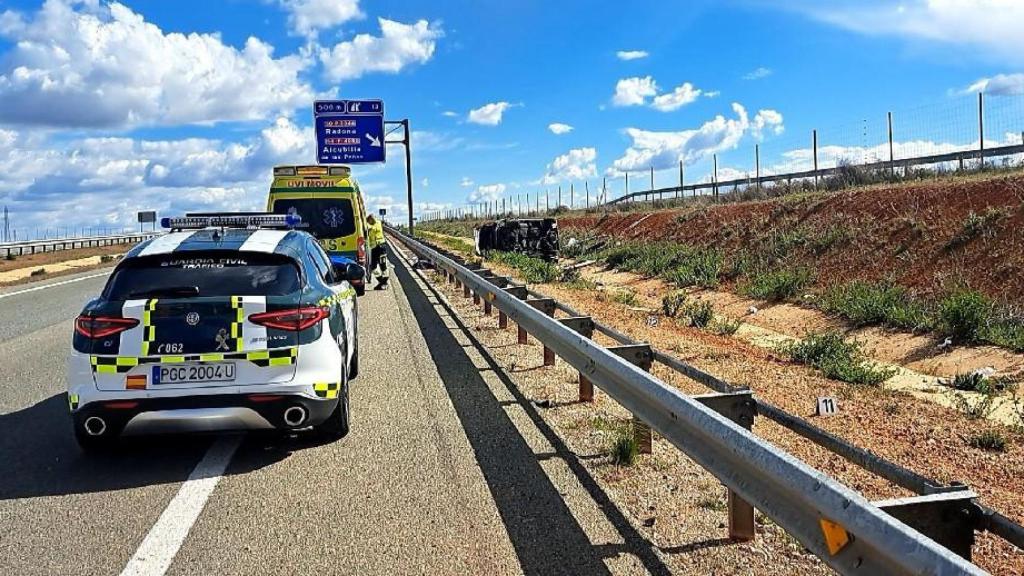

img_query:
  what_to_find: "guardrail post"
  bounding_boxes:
[483,277,510,316]
[608,344,654,453]
[524,298,556,356]
[693,391,758,541]
[559,317,596,401]
[874,489,979,560]
[501,285,528,329]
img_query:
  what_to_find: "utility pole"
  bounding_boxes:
[2,205,8,243]
[713,154,719,200]
[755,145,761,190]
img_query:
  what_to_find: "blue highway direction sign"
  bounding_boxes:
[314,99,385,164]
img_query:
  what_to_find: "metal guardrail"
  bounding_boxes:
[389,227,984,576]
[0,233,158,257]
[605,143,1024,206]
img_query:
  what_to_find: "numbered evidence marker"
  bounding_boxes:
[816,396,838,417]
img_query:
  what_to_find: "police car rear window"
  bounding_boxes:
[104,252,302,300]
[271,198,356,239]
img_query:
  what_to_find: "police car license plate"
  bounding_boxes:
[152,362,236,385]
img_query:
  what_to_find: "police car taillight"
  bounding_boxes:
[75,315,139,339]
[248,307,329,331]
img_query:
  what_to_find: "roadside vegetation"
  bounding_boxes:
[779,331,895,386]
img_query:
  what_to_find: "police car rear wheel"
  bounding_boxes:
[316,360,350,440]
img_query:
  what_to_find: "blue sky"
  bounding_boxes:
[0,0,1022,236]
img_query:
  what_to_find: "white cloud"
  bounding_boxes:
[460,177,474,187]
[964,73,1024,96]
[542,147,597,185]
[616,50,649,61]
[441,110,459,117]
[0,117,315,233]
[548,122,574,135]
[279,0,362,38]
[468,102,512,126]
[609,103,784,174]
[791,0,1024,64]
[753,109,785,138]
[743,67,773,80]
[651,82,702,112]
[704,90,721,98]
[421,177,429,188]
[469,183,506,202]
[319,18,443,81]
[612,76,659,107]
[0,0,312,128]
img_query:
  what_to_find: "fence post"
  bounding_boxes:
[546,190,549,213]
[558,185,562,208]
[978,92,985,170]
[888,111,895,178]
[678,160,683,199]
[812,129,819,189]
[625,172,629,198]
[585,180,590,209]
[713,154,719,200]
[570,182,574,208]
[755,144,760,190]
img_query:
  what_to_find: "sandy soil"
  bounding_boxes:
[0,244,127,286]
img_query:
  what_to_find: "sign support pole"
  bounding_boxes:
[385,119,414,233]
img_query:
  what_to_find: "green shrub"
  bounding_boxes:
[664,249,722,288]
[661,291,687,318]
[611,290,639,306]
[819,281,930,331]
[712,317,742,336]
[599,242,721,287]
[740,268,813,301]
[611,430,639,466]
[945,207,1007,250]
[949,391,997,420]
[100,254,116,263]
[781,330,894,385]
[4,253,14,261]
[30,268,46,277]
[982,315,1024,353]
[683,300,715,328]
[950,372,992,394]
[938,290,992,343]
[485,251,560,283]
[968,430,1007,452]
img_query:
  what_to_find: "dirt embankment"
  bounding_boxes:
[559,175,1024,305]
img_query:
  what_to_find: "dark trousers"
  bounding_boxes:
[369,245,388,277]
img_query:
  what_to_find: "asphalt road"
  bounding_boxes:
[0,254,662,575]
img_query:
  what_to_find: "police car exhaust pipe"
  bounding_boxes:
[283,406,308,427]
[84,416,107,436]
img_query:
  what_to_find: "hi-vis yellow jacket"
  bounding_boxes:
[367,220,385,249]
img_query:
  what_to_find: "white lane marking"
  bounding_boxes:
[120,435,242,576]
[0,271,110,300]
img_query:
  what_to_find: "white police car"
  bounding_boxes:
[67,214,362,451]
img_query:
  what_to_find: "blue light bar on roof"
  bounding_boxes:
[161,214,301,229]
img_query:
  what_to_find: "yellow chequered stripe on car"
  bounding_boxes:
[90,355,142,374]
[141,298,158,356]
[89,347,298,373]
[230,296,244,352]
[317,288,356,307]
[68,393,79,411]
[313,382,340,399]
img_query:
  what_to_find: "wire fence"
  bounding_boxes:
[425,92,1024,221]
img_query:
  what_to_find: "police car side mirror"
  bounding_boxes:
[341,263,365,283]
